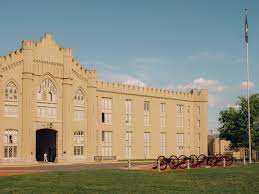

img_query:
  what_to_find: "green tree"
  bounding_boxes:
[218,94,259,150]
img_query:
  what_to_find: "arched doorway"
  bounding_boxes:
[36,129,57,162]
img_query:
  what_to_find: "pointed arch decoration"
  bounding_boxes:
[4,81,18,117]
[73,89,85,121]
[37,78,57,119]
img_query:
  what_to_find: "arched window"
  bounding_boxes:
[37,78,57,119]
[73,130,85,157]
[4,81,18,117]
[73,89,85,121]
[4,129,18,158]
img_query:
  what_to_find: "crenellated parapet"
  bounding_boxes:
[0,33,98,81]
[70,55,97,82]
[22,40,35,50]
[0,48,24,73]
[88,69,96,79]
[34,33,60,50]
[96,80,208,102]
[62,48,72,57]
[0,33,208,103]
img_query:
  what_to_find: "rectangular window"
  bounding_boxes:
[37,104,57,120]
[95,130,99,155]
[144,101,150,126]
[101,98,112,124]
[176,104,184,127]
[125,131,132,158]
[4,130,18,158]
[102,113,105,123]
[74,110,84,121]
[125,99,132,125]
[160,103,166,127]
[160,132,166,155]
[176,133,184,156]
[4,104,18,117]
[144,132,151,158]
[73,131,84,157]
[102,131,112,156]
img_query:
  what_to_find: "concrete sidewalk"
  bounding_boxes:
[0,160,155,171]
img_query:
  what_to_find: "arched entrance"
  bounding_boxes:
[36,129,57,162]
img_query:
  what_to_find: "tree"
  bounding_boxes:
[218,94,259,150]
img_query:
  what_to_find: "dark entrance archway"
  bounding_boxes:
[36,129,57,162]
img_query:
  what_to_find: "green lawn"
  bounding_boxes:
[0,164,259,194]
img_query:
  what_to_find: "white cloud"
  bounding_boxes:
[167,78,227,108]
[226,104,240,110]
[174,77,226,93]
[240,81,255,90]
[98,70,146,87]
[123,78,146,87]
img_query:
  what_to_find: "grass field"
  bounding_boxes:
[0,164,258,193]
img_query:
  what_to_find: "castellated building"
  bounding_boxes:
[0,33,208,164]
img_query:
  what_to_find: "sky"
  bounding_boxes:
[0,0,258,133]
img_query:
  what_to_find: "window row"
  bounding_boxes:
[99,131,154,158]
[100,98,201,128]
[2,129,201,159]
[3,129,86,159]
[3,79,86,121]
[100,131,201,158]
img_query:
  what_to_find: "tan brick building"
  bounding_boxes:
[0,34,208,164]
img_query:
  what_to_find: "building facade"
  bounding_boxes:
[208,134,259,161]
[0,34,208,163]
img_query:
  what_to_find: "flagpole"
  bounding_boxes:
[245,8,252,164]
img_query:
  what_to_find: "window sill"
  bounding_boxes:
[4,115,18,118]
[73,156,85,159]
[101,123,112,126]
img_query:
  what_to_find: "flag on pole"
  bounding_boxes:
[245,9,248,43]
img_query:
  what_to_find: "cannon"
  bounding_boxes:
[197,154,233,167]
[153,155,178,170]
[153,154,233,170]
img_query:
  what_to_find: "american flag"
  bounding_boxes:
[245,9,248,43]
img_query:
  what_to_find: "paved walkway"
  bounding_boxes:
[0,161,155,171]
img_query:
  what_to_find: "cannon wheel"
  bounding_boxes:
[178,155,188,169]
[189,154,198,168]
[207,155,217,167]
[215,154,224,166]
[157,155,167,170]
[169,155,178,169]
[197,154,207,167]
[224,154,233,166]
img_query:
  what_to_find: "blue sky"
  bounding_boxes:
[0,0,258,132]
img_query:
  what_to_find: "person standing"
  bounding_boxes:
[43,152,48,162]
